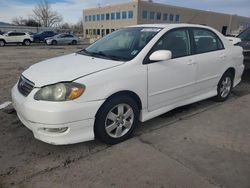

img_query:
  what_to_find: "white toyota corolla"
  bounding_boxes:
[12,24,244,145]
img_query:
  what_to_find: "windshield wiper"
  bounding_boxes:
[78,49,125,61]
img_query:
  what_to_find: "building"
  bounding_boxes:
[83,0,250,41]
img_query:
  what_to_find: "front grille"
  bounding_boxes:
[18,75,35,97]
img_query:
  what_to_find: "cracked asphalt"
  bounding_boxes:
[0,45,250,188]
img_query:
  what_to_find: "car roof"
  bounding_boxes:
[128,23,212,29]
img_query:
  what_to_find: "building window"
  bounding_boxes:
[85,16,88,22]
[128,10,133,19]
[88,15,91,21]
[170,14,174,21]
[106,13,110,20]
[93,29,96,35]
[122,11,127,19]
[111,12,115,20]
[85,29,88,35]
[175,15,180,22]
[101,29,105,37]
[97,14,100,21]
[150,11,155,20]
[116,12,121,20]
[156,12,161,20]
[93,15,96,21]
[142,10,148,19]
[101,14,105,20]
[163,13,168,21]
[106,29,110,35]
[97,29,100,35]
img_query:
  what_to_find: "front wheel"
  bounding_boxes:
[72,40,77,45]
[0,40,5,47]
[214,72,233,102]
[52,40,57,45]
[94,95,139,145]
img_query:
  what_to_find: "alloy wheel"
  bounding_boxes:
[220,76,232,98]
[105,104,134,138]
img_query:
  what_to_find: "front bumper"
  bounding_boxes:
[45,40,53,45]
[11,84,104,145]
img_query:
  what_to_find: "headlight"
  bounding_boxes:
[34,82,85,101]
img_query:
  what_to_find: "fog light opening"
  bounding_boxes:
[42,127,68,133]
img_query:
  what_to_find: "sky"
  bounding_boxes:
[0,0,250,24]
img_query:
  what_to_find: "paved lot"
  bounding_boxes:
[0,45,250,188]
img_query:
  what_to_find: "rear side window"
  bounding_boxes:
[152,29,191,59]
[193,28,224,54]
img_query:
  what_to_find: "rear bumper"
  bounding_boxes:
[243,50,250,69]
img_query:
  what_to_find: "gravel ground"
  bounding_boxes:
[0,44,250,188]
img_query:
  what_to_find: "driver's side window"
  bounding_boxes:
[152,29,191,59]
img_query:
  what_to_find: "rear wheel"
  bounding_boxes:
[214,72,233,102]
[0,40,5,47]
[23,39,31,46]
[94,95,139,145]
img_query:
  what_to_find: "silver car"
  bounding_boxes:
[45,34,79,45]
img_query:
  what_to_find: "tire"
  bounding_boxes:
[52,40,57,45]
[72,40,77,45]
[214,71,234,102]
[94,95,139,145]
[23,39,31,46]
[0,40,5,47]
[34,38,40,43]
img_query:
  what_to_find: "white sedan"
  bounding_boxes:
[12,24,244,145]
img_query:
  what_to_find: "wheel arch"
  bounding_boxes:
[0,39,6,43]
[223,67,235,81]
[95,90,142,118]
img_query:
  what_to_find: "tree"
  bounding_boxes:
[25,19,41,27]
[12,17,26,26]
[32,0,63,27]
[12,17,41,27]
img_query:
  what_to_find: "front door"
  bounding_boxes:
[147,28,197,111]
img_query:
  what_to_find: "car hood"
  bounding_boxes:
[22,53,125,87]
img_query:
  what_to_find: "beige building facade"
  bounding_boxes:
[83,0,250,40]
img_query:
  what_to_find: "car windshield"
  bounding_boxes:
[237,27,250,41]
[78,27,162,61]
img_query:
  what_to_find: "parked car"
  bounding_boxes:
[12,24,244,145]
[45,34,79,45]
[237,27,250,69]
[0,31,33,46]
[33,31,57,43]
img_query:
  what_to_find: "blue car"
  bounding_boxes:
[33,31,57,43]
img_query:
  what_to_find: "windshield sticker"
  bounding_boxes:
[131,50,138,56]
[141,28,161,32]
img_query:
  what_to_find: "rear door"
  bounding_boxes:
[191,28,226,94]
[147,28,197,111]
[16,32,26,42]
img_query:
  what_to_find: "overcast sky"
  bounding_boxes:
[0,0,250,24]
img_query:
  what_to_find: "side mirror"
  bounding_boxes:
[149,50,172,62]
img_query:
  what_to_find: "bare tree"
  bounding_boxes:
[32,0,63,27]
[12,17,26,25]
